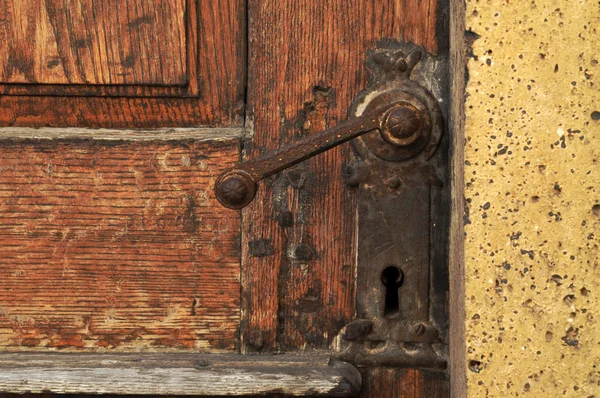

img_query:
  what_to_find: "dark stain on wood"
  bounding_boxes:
[248,239,274,257]
[128,15,155,29]
[181,193,200,233]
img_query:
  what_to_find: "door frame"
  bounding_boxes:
[449,0,467,396]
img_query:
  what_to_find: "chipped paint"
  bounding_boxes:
[464,0,599,396]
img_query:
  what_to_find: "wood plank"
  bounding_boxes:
[0,0,187,85]
[0,127,244,141]
[0,0,245,127]
[449,0,467,396]
[0,138,241,350]
[0,97,235,128]
[0,352,361,396]
[359,368,448,397]
[243,0,439,352]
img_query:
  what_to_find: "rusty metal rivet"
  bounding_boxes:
[384,175,401,189]
[215,170,257,209]
[381,105,422,147]
[220,177,247,204]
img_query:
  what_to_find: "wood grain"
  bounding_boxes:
[449,0,467,395]
[359,368,448,397]
[0,139,240,350]
[0,0,187,85]
[243,0,449,396]
[242,0,439,352]
[0,0,245,127]
[0,352,361,396]
[0,127,244,141]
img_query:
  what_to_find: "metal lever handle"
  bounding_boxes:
[214,102,423,209]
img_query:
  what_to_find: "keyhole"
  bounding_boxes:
[381,266,404,318]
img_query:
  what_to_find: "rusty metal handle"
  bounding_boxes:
[214,102,423,209]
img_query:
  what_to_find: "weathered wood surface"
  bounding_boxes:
[243,0,449,396]
[0,0,245,127]
[0,127,244,141]
[243,0,439,351]
[359,368,448,397]
[0,0,187,86]
[0,139,241,350]
[449,0,467,395]
[0,352,361,396]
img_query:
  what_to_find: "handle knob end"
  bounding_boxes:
[381,105,423,147]
[215,170,257,209]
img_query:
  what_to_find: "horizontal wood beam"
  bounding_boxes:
[0,127,245,141]
[0,352,361,396]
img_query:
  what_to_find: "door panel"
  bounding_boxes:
[0,0,246,355]
[0,0,245,127]
[0,0,187,86]
[243,0,441,352]
[0,139,240,351]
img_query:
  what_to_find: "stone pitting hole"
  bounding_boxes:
[468,360,483,373]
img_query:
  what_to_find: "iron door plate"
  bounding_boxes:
[334,42,449,369]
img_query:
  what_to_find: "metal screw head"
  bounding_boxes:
[413,323,426,336]
[380,104,423,147]
[214,170,257,209]
[384,175,401,190]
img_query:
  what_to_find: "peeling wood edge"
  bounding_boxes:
[449,0,467,397]
[0,127,245,142]
[0,352,361,396]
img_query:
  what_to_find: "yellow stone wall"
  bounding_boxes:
[464,0,599,396]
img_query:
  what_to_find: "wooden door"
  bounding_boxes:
[0,0,451,396]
